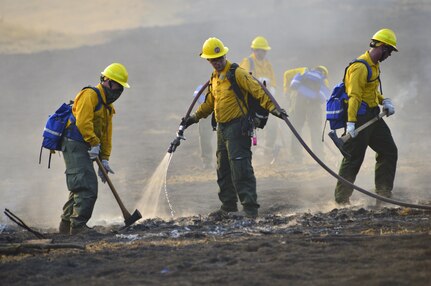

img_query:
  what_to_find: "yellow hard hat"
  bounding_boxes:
[251,36,271,51]
[315,65,328,77]
[371,28,398,51]
[101,63,130,88]
[200,37,229,59]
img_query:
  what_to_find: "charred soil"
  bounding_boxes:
[1,208,430,285]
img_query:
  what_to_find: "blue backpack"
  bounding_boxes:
[290,70,328,101]
[326,59,381,130]
[39,86,103,168]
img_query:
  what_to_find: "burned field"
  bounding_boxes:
[1,1,431,285]
[1,207,430,285]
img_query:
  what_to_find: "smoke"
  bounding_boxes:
[1,0,431,228]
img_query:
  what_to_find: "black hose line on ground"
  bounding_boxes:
[255,78,431,211]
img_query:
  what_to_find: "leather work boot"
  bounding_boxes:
[244,212,258,219]
[375,191,392,209]
[59,220,71,234]
[70,225,100,236]
[243,209,258,219]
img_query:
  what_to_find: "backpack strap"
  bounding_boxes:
[226,63,249,116]
[346,59,383,94]
[81,86,110,112]
[65,86,110,141]
[208,73,218,130]
[352,59,372,82]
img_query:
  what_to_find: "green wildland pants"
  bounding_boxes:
[61,138,98,228]
[335,107,398,204]
[216,118,259,215]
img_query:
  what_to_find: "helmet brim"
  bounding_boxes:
[200,47,229,59]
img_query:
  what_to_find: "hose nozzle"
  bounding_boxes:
[167,125,186,153]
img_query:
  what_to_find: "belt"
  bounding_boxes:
[366,106,380,115]
[64,137,78,142]
[218,116,243,127]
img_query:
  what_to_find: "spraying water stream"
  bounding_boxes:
[135,82,209,219]
[164,154,176,218]
[135,152,175,219]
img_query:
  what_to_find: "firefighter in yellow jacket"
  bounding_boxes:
[335,29,398,205]
[59,63,130,235]
[183,37,287,218]
[240,36,279,163]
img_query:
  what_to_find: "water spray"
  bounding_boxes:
[164,154,175,217]
[146,80,211,218]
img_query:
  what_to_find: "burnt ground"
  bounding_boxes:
[1,207,430,286]
[1,1,431,285]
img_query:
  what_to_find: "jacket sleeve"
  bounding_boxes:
[239,57,252,73]
[195,83,215,120]
[73,90,100,146]
[346,63,368,122]
[378,92,384,104]
[235,68,276,112]
[100,107,114,160]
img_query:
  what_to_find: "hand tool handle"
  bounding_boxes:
[95,157,131,219]
[341,111,387,143]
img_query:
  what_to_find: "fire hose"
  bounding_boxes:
[254,78,431,210]
[167,78,430,210]
[167,80,210,153]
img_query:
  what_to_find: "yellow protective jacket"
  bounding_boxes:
[283,67,308,94]
[67,84,115,160]
[346,51,384,122]
[196,61,276,123]
[240,54,276,89]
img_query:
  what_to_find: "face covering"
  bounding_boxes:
[103,86,123,104]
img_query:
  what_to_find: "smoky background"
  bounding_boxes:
[0,0,430,228]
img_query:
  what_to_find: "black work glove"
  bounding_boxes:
[181,113,199,129]
[270,108,288,119]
